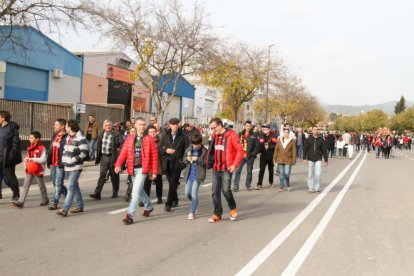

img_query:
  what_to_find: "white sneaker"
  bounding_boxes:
[187,213,196,220]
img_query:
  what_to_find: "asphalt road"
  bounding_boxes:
[1,149,413,276]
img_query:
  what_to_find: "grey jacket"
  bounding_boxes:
[183,145,207,181]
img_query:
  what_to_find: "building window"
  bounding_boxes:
[117,58,131,69]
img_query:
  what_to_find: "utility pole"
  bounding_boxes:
[265,44,276,124]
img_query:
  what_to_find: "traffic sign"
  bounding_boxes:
[76,103,86,114]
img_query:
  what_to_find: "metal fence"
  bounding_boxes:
[0,99,124,142]
[79,104,124,130]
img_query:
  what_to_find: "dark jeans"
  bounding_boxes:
[144,174,163,199]
[258,157,274,186]
[212,170,236,218]
[296,144,303,159]
[94,155,119,195]
[234,157,255,189]
[165,168,181,207]
[383,147,391,159]
[1,165,20,198]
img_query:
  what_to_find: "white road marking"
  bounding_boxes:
[281,151,368,276]
[201,168,260,188]
[235,152,363,276]
[108,197,167,215]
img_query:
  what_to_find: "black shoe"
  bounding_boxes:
[172,201,179,208]
[246,187,252,191]
[124,195,131,202]
[48,204,58,210]
[89,194,101,200]
[111,193,118,199]
[232,188,239,192]
[0,193,2,199]
[40,199,49,206]
[157,198,163,204]
[164,205,171,212]
[138,202,144,207]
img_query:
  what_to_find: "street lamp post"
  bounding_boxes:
[265,43,276,124]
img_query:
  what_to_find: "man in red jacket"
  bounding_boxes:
[206,118,244,223]
[115,117,158,225]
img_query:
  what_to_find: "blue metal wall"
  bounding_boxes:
[0,26,83,78]
[0,26,83,102]
[158,74,195,99]
[5,63,48,101]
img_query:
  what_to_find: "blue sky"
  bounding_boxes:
[49,0,414,105]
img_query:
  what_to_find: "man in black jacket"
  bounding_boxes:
[303,126,328,193]
[0,110,22,201]
[90,120,124,199]
[159,118,189,212]
[255,124,278,190]
[47,118,68,210]
[233,120,260,191]
[326,131,336,158]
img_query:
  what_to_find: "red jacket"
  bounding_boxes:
[207,129,244,170]
[115,134,158,176]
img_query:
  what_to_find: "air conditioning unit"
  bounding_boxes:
[52,69,63,78]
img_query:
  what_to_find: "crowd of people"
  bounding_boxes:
[0,109,412,225]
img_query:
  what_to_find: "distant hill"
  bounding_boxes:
[324,101,414,116]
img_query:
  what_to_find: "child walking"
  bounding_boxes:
[183,133,207,220]
[11,131,49,208]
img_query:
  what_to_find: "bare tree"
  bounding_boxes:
[0,0,85,48]
[84,0,217,123]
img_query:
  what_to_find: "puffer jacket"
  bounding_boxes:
[115,134,158,176]
[2,121,22,167]
[206,129,244,170]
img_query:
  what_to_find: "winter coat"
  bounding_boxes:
[206,129,244,170]
[273,138,297,166]
[158,128,189,172]
[238,129,260,160]
[62,131,89,171]
[115,134,158,176]
[95,130,124,165]
[258,133,278,160]
[84,121,99,141]
[183,145,208,181]
[303,135,328,162]
[2,121,22,167]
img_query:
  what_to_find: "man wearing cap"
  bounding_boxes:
[158,118,189,212]
[255,124,278,190]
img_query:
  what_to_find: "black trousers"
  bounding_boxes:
[165,168,181,207]
[1,165,20,198]
[144,174,163,199]
[258,157,274,186]
[94,155,119,195]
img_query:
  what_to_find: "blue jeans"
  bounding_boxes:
[296,144,303,159]
[88,139,96,159]
[212,171,236,218]
[50,166,67,205]
[128,168,153,219]
[185,179,201,214]
[63,170,83,212]
[307,161,322,192]
[234,157,255,189]
[376,147,382,157]
[277,164,291,189]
